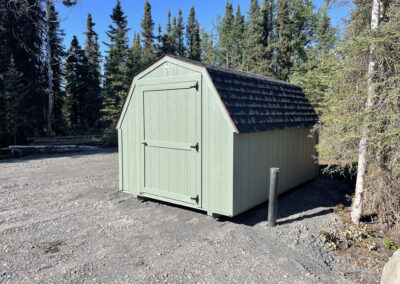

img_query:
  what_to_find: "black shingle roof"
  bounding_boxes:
[168,55,318,133]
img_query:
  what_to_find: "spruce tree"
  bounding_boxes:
[261,0,276,75]
[173,9,185,57]
[186,6,201,61]
[244,0,265,74]
[170,16,178,55]
[0,0,44,140]
[315,5,337,55]
[166,10,175,54]
[140,0,156,66]
[2,57,29,144]
[232,4,245,69]
[48,2,67,135]
[200,27,215,64]
[127,32,143,79]
[65,36,88,131]
[83,13,102,130]
[102,0,130,132]
[290,0,317,66]
[218,1,235,67]
[276,0,293,80]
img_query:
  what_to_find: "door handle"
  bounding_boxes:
[142,142,148,146]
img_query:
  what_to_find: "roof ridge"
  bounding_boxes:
[165,54,298,87]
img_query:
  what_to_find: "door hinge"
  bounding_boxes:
[190,195,199,204]
[190,142,199,152]
[190,81,199,91]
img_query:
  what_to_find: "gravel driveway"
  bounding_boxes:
[0,149,379,283]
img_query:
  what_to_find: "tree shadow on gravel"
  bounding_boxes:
[223,174,354,227]
[0,148,117,164]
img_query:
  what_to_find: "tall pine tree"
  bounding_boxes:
[200,27,215,64]
[276,0,293,80]
[232,4,245,69]
[173,9,185,57]
[1,57,30,144]
[65,36,88,131]
[102,0,130,133]
[218,1,235,67]
[47,2,67,135]
[140,0,156,66]
[186,6,201,60]
[261,0,276,75]
[243,0,266,74]
[127,32,143,79]
[83,13,103,130]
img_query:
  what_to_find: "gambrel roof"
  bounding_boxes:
[118,55,318,133]
[168,55,318,133]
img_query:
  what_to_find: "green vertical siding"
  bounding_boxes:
[201,79,234,216]
[118,58,235,216]
[232,127,318,216]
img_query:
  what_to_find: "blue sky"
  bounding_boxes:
[56,0,350,55]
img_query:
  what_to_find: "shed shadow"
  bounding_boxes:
[222,175,353,227]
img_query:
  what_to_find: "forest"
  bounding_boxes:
[0,0,399,232]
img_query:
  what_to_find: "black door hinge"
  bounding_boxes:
[190,142,199,152]
[191,195,199,204]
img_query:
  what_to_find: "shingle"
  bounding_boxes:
[168,55,318,133]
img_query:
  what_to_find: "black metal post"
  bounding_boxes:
[268,167,279,227]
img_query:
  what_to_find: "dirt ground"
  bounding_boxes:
[0,149,380,283]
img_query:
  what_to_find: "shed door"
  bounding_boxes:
[139,76,201,207]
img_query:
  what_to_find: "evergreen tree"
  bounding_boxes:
[289,0,317,66]
[166,10,175,54]
[173,9,185,57]
[232,4,245,69]
[243,0,266,74]
[186,6,201,60]
[127,32,143,79]
[217,1,235,67]
[170,16,178,55]
[0,0,45,141]
[261,0,276,75]
[140,0,156,66]
[48,2,67,135]
[65,36,88,130]
[2,57,30,144]
[200,27,215,64]
[83,13,103,130]
[276,0,293,80]
[315,5,337,55]
[102,0,130,131]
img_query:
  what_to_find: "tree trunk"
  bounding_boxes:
[45,0,54,137]
[351,0,381,225]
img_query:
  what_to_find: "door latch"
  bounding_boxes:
[190,142,199,152]
[190,195,199,204]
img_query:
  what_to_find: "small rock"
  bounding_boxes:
[381,250,400,284]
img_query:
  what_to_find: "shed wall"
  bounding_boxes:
[232,127,318,216]
[118,59,235,216]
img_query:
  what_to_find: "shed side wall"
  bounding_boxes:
[202,79,234,216]
[232,127,318,216]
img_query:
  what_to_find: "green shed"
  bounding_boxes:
[117,55,318,217]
